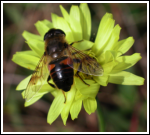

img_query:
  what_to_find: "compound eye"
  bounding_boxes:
[44,32,54,40]
[54,29,66,36]
[44,32,49,40]
[44,28,66,41]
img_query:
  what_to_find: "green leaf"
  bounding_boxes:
[34,21,50,37]
[70,100,82,120]
[79,3,91,40]
[96,98,105,132]
[22,31,43,41]
[93,13,115,56]
[51,13,74,43]
[108,71,145,85]
[12,51,39,70]
[111,53,142,73]
[61,85,76,125]
[83,98,97,115]
[47,91,65,125]
[27,39,44,57]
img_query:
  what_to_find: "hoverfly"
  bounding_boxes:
[25,28,103,103]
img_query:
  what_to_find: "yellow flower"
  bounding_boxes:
[12,3,144,125]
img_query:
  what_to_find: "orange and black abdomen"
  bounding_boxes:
[48,57,74,92]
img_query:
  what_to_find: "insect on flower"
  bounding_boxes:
[24,28,104,103]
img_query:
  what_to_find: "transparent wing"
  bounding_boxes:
[66,45,103,76]
[24,54,49,102]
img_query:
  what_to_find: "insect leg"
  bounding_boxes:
[47,75,56,88]
[76,71,90,86]
[70,40,83,46]
[75,63,90,86]
[62,90,66,103]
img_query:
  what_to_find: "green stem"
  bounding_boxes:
[96,97,105,132]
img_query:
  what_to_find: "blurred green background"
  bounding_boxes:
[3,3,147,132]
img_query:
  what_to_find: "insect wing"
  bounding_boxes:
[66,45,103,76]
[24,54,49,102]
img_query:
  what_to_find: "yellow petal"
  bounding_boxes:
[69,5,82,41]
[111,53,142,73]
[79,3,91,40]
[102,61,117,74]
[27,39,44,57]
[102,24,121,52]
[22,31,43,41]
[41,19,53,28]
[75,89,88,101]
[12,51,39,70]
[51,13,74,43]
[73,40,94,50]
[23,84,55,107]
[70,100,82,120]
[83,98,97,115]
[112,37,134,56]
[93,74,109,86]
[47,91,65,125]
[93,13,115,56]
[75,77,99,98]
[108,71,145,85]
[34,21,50,37]
[61,85,76,125]
[60,5,70,23]
[16,75,31,90]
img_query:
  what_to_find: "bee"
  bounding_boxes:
[24,28,103,103]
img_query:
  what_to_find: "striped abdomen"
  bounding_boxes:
[48,57,74,92]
